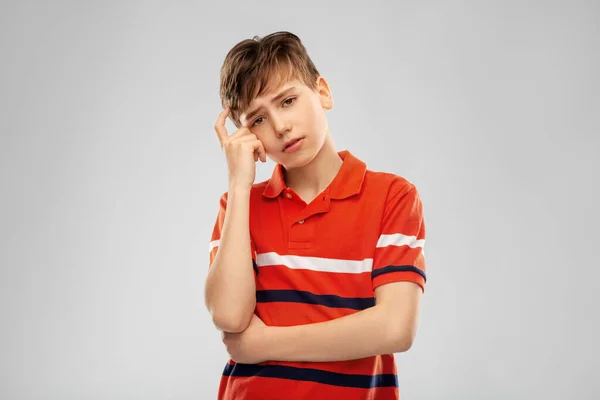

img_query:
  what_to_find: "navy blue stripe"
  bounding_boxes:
[256,290,375,310]
[372,265,427,282]
[223,363,398,388]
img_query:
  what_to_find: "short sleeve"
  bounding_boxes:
[372,181,427,293]
[208,192,258,275]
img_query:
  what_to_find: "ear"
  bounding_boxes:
[315,76,333,110]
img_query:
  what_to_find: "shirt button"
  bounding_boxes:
[285,192,292,199]
[298,219,305,224]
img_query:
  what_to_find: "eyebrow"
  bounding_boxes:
[244,87,296,122]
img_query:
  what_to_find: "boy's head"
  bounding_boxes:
[219,31,334,168]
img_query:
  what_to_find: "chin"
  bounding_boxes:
[282,147,320,170]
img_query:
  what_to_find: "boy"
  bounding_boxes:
[205,31,427,400]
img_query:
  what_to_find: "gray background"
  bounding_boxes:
[1,0,598,399]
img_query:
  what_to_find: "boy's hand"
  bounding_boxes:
[222,313,269,364]
[215,107,267,190]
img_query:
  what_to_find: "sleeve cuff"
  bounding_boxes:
[372,265,426,293]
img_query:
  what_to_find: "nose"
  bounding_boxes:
[272,113,291,137]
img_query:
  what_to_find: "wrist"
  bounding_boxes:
[262,326,278,361]
[228,182,252,194]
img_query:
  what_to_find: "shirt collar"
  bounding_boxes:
[263,150,367,200]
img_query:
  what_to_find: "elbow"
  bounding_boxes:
[211,312,251,333]
[204,278,255,333]
[205,296,255,333]
[394,332,415,353]
[387,322,417,353]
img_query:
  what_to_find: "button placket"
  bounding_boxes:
[289,215,314,249]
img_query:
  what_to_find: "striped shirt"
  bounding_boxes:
[209,150,427,400]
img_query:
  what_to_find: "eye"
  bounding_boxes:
[252,117,264,127]
[283,97,296,106]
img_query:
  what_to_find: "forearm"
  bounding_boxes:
[265,305,407,362]
[204,186,256,332]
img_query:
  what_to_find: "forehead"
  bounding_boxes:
[242,79,305,115]
[256,78,303,100]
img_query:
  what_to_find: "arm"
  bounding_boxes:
[204,187,256,333]
[223,180,426,363]
[265,281,422,362]
[265,182,426,362]
[223,180,427,364]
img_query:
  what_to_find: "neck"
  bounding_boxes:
[283,132,343,200]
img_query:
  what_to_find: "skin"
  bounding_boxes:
[222,282,422,364]
[238,75,344,204]
[206,75,341,332]
[218,75,423,364]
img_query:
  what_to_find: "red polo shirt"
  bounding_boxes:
[209,150,427,400]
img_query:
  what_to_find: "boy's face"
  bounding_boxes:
[239,76,333,169]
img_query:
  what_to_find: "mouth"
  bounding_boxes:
[282,137,304,151]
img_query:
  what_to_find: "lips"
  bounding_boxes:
[283,137,303,151]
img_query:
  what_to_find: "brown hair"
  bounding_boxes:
[219,31,321,128]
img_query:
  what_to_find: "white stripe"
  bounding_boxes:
[256,252,373,274]
[376,233,425,249]
[209,240,220,252]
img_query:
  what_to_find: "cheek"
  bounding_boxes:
[308,100,326,127]
[260,137,278,153]
[307,112,327,141]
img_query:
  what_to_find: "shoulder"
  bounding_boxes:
[363,170,425,226]
[363,168,417,201]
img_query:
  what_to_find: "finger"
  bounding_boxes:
[254,151,259,162]
[228,125,254,140]
[256,141,267,163]
[214,107,231,145]
[235,133,259,143]
[246,140,267,163]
